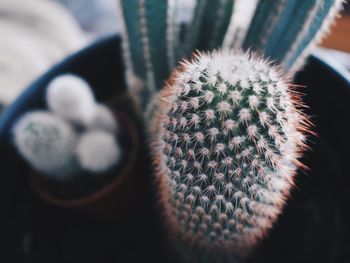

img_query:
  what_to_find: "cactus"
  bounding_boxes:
[76,130,121,174]
[116,0,181,113]
[13,111,78,179]
[283,0,345,70]
[46,74,96,126]
[241,0,344,69]
[14,73,124,182]
[88,104,118,133]
[222,0,259,49]
[184,0,235,53]
[151,50,309,261]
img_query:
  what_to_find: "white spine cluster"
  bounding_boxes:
[76,130,121,174]
[152,50,309,260]
[46,74,96,126]
[13,111,77,179]
[13,74,123,180]
[88,104,118,133]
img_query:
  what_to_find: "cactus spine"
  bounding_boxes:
[151,50,309,262]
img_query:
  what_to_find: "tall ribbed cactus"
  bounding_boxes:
[184,0,235,53]
[151,50,309,262]
[240,0,344,69]
[116,0,181,113]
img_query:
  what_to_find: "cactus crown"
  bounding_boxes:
[152,50,309,258]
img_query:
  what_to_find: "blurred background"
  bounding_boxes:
[0,0,349,112]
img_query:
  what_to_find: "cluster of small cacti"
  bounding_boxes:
[13,74,120,180]
[115,0,343,262]
[151,50,309,261]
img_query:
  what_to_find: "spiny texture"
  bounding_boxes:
[241,0,344,69]
[184,0,235,53]
[152,50,309,262]
[117,0,181,114]
[13,111,78,179]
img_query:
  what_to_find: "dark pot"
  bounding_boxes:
[0,35,349,262]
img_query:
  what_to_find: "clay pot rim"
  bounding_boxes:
[30,110,140,208]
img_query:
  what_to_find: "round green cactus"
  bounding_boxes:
[151,50,309,261]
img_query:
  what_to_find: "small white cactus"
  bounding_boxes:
[87,104,118,133]
[46,74,96,126]
[76,130,121,174]
[13,111,78,179]
[151,50,309,261]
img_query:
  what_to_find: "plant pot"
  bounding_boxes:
[0,35,349,262]
[28,110,140,219]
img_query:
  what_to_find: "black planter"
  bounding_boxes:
[0,35,349,263]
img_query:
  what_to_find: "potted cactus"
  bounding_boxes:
[150,50,310,262]
[10,73,140,217]
[115,0,344,261]
[0,0,349,262]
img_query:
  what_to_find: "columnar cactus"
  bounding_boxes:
[184,0,235,53]
[13,111,78,179]
[151,50,309,262]
[116,0,181,113]
[222,0,259,49]
[241,0,344,69]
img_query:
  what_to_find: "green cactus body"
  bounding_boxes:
[264,0,319,63]
[151,50,308,262]
[284,0,344,69]
[117,0,180,113]
[222,0,259,49]
[242,0,287,53]
[242,0,343,69]
[185,0,235,53]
